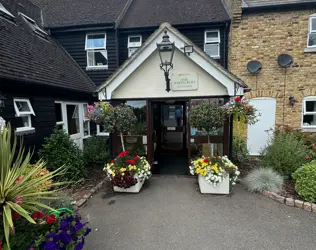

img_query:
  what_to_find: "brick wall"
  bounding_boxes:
[229,9,316,129]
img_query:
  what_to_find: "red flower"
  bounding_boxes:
[45,214,57,225]
[110,160,115,164]
[235,96,241,102]
[306,156,311,160]
[214,154,219,158]
[203,158,209,163]
[118,151,130,157]
[32,211,44,220]
[15,176,23,184]
[134,156,140,161]
[130,160,135,165]
[16,196,23,201]
[126,159,131,164]
[12,213,21,220]
[0,241,2,250]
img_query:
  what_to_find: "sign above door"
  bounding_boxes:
[171,73,198,91]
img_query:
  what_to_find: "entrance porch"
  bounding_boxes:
[97,23,247,174]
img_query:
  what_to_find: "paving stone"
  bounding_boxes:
[262,190,270,197]
[295,200,304,209]
[303,202,312,212]
[77,198,87,207]
[90,188,97,194]
[83,194,91,200]
[275,194,285,204]
[312,203,316,213]
[268,192,277,200]
[285,198,295,206]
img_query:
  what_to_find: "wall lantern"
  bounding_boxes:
[289,96,296,106]
[182,45,194,56]
[0,92,6,109]
[157,30,175,92]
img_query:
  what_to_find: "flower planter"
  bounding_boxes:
[198,174,230,194]
[113,174,145,193]
[126,135,139,144]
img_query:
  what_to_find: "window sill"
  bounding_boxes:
[97,132,109,136]
[210,56,220,59]
[302,127,316,132]
[86,66,108,71]
[304,47,316,53]
[16,127,35,136]
[83,135,92,139]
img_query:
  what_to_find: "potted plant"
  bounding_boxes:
[190,155,240,194]
[126,122,146,144]
[104,151,151,193]
[189,101,226,157]
[86,102,115,127]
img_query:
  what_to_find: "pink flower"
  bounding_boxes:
[16,196,23,201]
[16,201,22,205]
[15,176,23,184]
[306,156,311,160]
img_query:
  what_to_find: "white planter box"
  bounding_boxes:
[198,174,230,194]
[113,174,144,193]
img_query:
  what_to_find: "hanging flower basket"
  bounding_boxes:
[86,102,116,129]
[225,96,261,125]
[104,151,151,193]
[190,155,240,194]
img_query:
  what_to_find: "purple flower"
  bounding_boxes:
[74,239,84,250]
[46,232,56,238]
[60,220,68,229]
[44,241,57,250]
[84,228,91,236]
[70,226,77,234]
[53,234,61,242]
[75,222,84,230]
[59,231,72,245]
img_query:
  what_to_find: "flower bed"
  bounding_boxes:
[104,151,151,192]
[190,155,240,194]
[0,212,91,250]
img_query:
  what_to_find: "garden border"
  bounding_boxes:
[74,178,107,210]
[260,190,316,213]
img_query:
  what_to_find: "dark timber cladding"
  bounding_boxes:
[118,24,229,68]
[52,29,118,86]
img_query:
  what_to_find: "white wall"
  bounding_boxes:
[112,49,228,99]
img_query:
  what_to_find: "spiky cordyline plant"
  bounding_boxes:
[0,124,65,249]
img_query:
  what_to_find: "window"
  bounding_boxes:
[97,125,109,136]
[85,34,108,69]
[13,98,35,132]
[128,35,142,57]
[55,102,65,130]
[302,97,316,128]
[204,30,220,58]
[308,15,316,47]
[20,13,48,39]
[0,3,14,22]
[83,104,90,137]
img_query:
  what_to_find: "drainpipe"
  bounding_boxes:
[224,21,229,69]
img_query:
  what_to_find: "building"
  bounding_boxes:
[225,0,316,155]
[0,0,96,152]
[28,0,247,174]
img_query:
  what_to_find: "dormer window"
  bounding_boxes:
[128,35,142,57]
[20,13,48,39]
[308,14,316,47]
[85,33,108,70]
[0,3,14,22]
[204,30,220,59]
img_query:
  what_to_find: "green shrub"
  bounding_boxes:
[261,131,309,175]
[83,136,110,167]
[232,136,249,164]
[39,128,86,182]
[292,161,316,202]
[244,168,284,193]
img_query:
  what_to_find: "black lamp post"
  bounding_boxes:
[157,30,175,92]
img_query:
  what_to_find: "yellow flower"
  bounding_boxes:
[120,168,126,172]
[122,173,125,176]
[112,173,115,177]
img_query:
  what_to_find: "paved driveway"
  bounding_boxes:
[80,176,316,250]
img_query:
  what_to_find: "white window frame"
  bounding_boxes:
[97,125,109,136]
[83,104,91,138]
[85,33,108,70]
[13,98,35,133]
[308,14,316,48]
[128,35,142,57]
[55,101,65,129]
[204,30,220,59]
[302,96,316,128]
[0,3,14,21]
